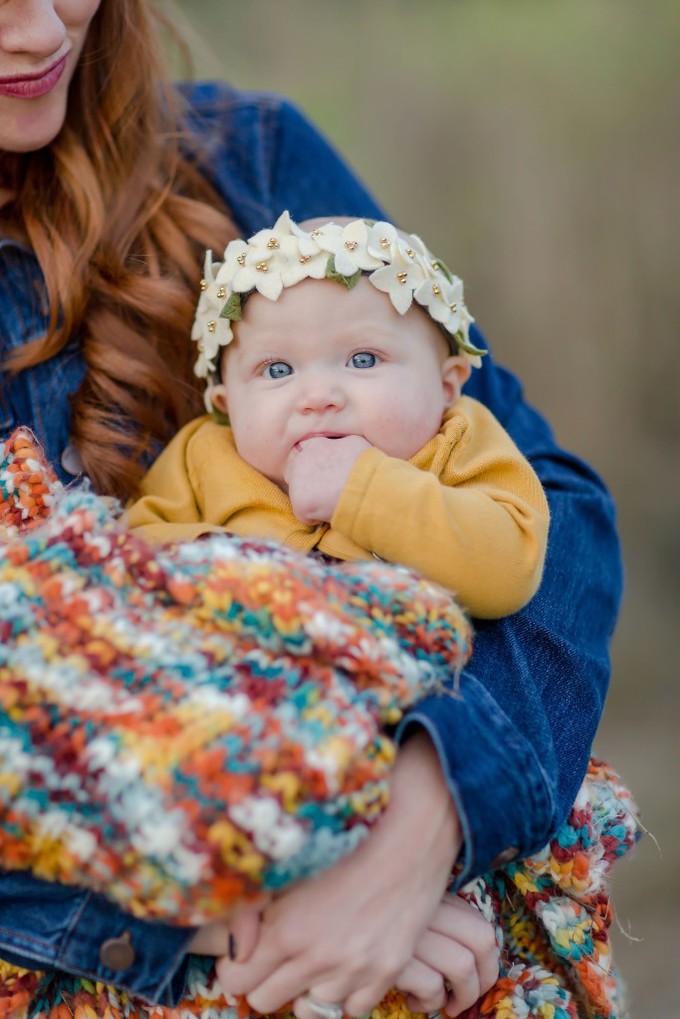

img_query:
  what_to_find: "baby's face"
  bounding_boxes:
[212,277,469,490]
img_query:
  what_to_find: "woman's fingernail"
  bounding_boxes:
[228,932,237,961]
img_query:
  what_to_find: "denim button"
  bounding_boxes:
[99,932,135,971]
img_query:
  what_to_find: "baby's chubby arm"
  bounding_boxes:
[284,434,372,523]
[283,401,550,620]
[326,400,548,619]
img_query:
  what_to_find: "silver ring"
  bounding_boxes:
[302,995,344,1019]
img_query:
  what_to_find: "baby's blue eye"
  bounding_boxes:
[264,361,293,379]
[350,352,377,369]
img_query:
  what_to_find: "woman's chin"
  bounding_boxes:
[0,97,68,154]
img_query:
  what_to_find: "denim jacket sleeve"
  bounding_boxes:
[177,81,385,233]
[397,347,623,882]
[0,81,622,1001]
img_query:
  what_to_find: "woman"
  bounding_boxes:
[0,3,623,1018]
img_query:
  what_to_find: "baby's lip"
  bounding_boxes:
[293,432,345,451]
[296,431,345,442]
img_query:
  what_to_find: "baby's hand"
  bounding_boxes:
[285,434,371,524]
[395,893,499,1017]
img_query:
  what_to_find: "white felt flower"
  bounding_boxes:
[458,303,476,343]
[216,238,249,285]
[219,239,283,300]
[239,209,297,257]
[366,221,400,260]
[368,247,427,315]
[279,232,329,287]
[456,305,483,366]
[315,219,383,276]
[217,212,303,299]
[192,250,233,377]
[194,331,232,381]
[414,273,465,327]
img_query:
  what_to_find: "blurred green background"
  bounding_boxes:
[168,1,679,1014]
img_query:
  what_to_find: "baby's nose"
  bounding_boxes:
[297,372,346,413]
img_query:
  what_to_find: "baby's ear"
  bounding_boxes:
[205,383,230,423]
[441,355,472,408]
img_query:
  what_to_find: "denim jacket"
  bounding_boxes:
[0,82,623,1004]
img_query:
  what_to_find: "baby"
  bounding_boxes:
[128,212,549,620]
[125,211,552,1012]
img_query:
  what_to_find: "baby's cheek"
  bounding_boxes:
[231,416,275,475]
[375,405,439,459]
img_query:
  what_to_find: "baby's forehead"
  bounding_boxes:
[238,275,397,326]
[225,275,449,368]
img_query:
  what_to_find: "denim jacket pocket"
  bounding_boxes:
[0,871,195,1005]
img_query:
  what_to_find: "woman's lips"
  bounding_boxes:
[0,54,68,99]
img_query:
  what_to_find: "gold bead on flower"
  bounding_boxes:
[397,271,408,284]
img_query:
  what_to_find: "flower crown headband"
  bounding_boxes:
[191,211,486,382]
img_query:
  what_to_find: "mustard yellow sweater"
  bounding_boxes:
[126,395,549,619]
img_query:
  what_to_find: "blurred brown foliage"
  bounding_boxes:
[170,1,679,1013]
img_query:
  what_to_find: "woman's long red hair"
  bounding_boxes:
[1,1,237,498]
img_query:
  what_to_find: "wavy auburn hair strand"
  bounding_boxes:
[2,0,237,498]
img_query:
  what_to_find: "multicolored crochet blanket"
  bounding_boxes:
[0,430,640,1019]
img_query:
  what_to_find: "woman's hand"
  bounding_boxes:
[395,893,499,1017]
[215,730,463,1018]
[190,894,498,1018]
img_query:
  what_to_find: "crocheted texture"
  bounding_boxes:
[0,760,640,1019]
[0,431,56,536]
[0,429,471,921]
[0,429,641,1019]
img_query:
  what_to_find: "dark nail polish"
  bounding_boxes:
[228,932,237,961]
